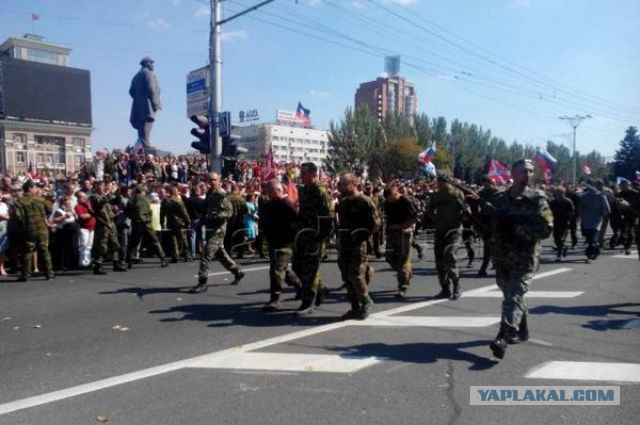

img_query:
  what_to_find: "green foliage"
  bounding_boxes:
[614,126,640,180]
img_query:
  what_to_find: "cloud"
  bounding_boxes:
[148,18,169,30]
[309,89,330,98]
[220,30,248,42]
[194,4,209,18]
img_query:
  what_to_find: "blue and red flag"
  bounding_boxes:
[487,159,511,185]
[533,148,557,171]
[418,142,436,164]
[296,102,311,125]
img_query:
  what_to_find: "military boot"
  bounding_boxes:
[93,263,107,275]
[341,298,362,321]
[315,285,328,307]
[358,296,373,320]
[113,261,127,272]
[262,294,281,312]
[230,268,245,285]
[294,299,315,317]
[190,277,208,294]
[160,258,169,268]
[508,314,529,344]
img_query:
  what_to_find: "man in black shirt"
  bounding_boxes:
[185,183,206,258]
[383,186,418,297]
[260,179,303,311]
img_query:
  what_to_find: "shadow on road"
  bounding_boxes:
[324,341,498,371]
[530,302,640,317]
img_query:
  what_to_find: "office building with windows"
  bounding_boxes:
[0,34,92,176]
[355,75,418,126]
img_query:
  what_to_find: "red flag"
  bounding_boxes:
[487,159,511,185]
[582,164,592,175]
[261,145,275,180]
[542,167,553,183]
[31,13,40,20]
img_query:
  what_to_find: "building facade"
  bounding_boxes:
[235,123,329,166]
[355,76,418,126]
[0,34,92,176]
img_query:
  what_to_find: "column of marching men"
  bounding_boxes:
[1,158,639,359]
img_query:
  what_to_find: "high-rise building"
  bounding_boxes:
[0,34,92,176]
[354,75,418,126]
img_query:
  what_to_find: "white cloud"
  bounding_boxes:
[194,4,209,18]
[148,18,169,30]
[309,89,330,98]
[221,30,248,42]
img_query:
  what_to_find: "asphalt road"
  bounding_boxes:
[1,238,639,425]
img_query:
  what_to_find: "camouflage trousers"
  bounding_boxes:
[434,229,461,292]
[168,226,191,260]
[269,246,302,298]
[495,265,532,337]
[92,224,120,265]
[385,229,413,290]
[621,217,639,252]
[338,241,370,303]
[198,226,237,281]
[553,224,570,256]
[128,222,165,261]
[292,237,324,303]
[21,236,53,278]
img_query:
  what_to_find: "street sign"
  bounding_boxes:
[186,66,209,118]
[219,111,231,138]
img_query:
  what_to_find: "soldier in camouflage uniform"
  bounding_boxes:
[364,182,384,258]
[426,175,466,300]
[383,185,417,297]
[126,185,168,268]
[190,172,245,293]
[255,182,270,258]
[90,181,128,275]
[225,183,248,258]
[336,173,380,320]
[292,162,334,316]
[486,159,553,359]
[472,177,499,276]
[14,180,54,281]
[161,185,192,262]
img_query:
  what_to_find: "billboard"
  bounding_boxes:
[0,58,91,127]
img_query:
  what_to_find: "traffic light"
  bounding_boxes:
[221,133,248,157]
[190,114,210,154]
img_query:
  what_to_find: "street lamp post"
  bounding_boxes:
[559,114,591,184]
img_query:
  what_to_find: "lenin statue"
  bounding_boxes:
[129,57,162,148]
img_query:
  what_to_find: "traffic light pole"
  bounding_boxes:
[208,0,274,173]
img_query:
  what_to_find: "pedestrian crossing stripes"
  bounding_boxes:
[350,316,500,327]
[466,290,584,298]
[525,361,640,383]
[613,250,638,259]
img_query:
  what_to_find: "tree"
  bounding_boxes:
[614,126,640,179]
[371,137,422,179]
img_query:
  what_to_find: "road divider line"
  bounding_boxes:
[525,361,640,383]
[0,267,571,416]
[350,316,500,327]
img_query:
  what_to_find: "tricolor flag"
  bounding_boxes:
[420,161,436,177]
[487,159,511,185]
[533,148,557,171]
[261,145,275,180]
[582,164,592,175]
[418,142,436,164]
[296,102,311,125]
[542,167,553,183]
[31,13,40,21]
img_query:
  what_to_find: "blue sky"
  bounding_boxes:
[1,0,638,158]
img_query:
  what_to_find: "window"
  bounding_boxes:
[16,151,25,164]
[28,48,58,65]
[45,154,53,164]
[74,155,83,165]
[72,137,85,147]
[37,153,44,163]
[13,134,27,143]
[35,136,65,146]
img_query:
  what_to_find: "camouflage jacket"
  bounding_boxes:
[336,194,381,246]
[296,182,334,240]
[203,188,232,229]
[160,196,190,229]
[126,193,153,224]
[489,187,553,270]
[14,193,52,239]
[426,186,465,233]
[90,193,117,229]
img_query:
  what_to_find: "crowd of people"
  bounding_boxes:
[1,151,639,358]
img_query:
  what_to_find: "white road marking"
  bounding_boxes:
[528,338,554,347]
[613,250,638,259]
[0,267,572,416]
[525,361,640,383]
[466,291,584,298]
[350,316,500,327]
[190,352,380,373]
[531,267,573,279]
[195,265,270,278]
